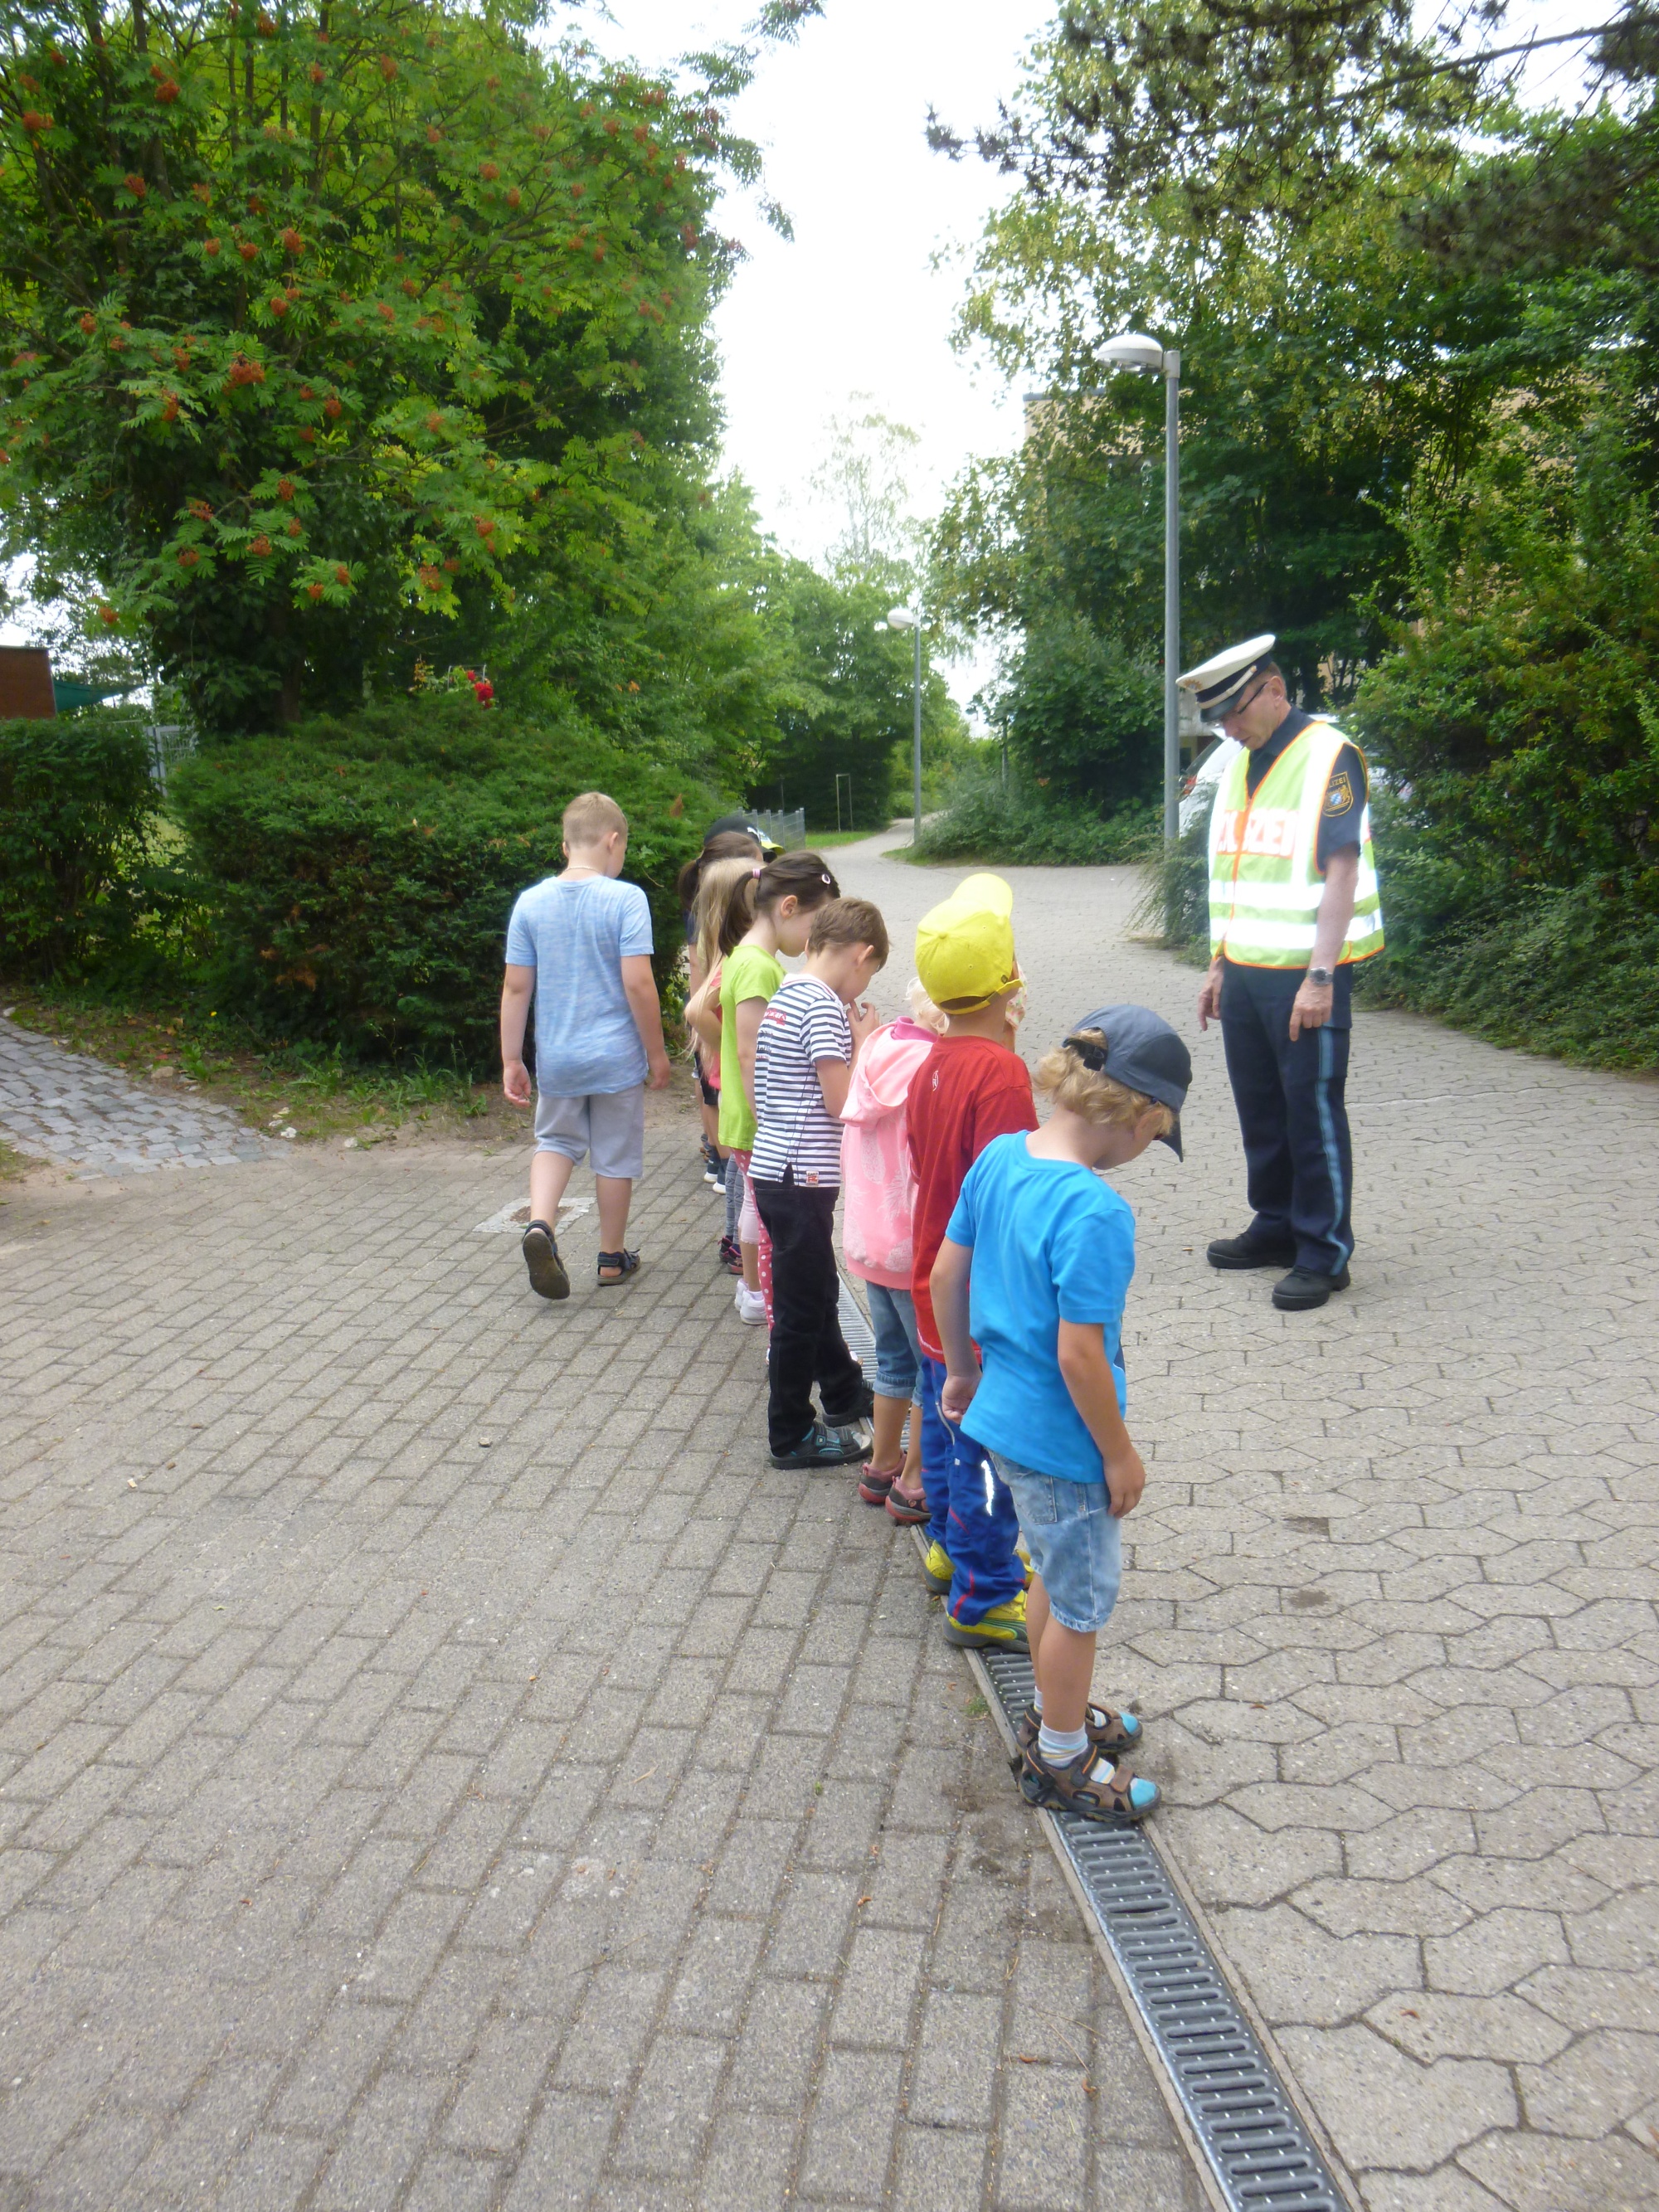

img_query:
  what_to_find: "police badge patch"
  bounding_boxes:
[1323,771,1355,815]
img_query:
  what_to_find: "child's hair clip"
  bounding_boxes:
[820,873,833,885]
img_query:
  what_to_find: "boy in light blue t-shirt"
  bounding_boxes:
[501,790,671,1298]
[932,1004,1190,1827]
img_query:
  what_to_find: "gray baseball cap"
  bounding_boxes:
[1065,1004,1192,1158]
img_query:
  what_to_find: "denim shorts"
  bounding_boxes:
[864,1281,922,1403]
[990,1452,1122,1633]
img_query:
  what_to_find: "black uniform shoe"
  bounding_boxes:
[1207,1232,1298,1270]
[820,1378,875,1427]
[1272,1264,1351,1311]
[770,1422,867,1471]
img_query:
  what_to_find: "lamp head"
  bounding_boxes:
[1099,331,1169,373]
[886,606,919,630]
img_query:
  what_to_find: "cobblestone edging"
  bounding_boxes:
[0,1014,276,1178]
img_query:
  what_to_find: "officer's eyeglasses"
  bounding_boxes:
[1220,679,1271,728]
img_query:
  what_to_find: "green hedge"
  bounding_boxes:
[170,695,713,1067]
[912,767,1155,867]
[0,713,158,976]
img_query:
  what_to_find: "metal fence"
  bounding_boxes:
[751,806,805,850]
[147,723,196,790]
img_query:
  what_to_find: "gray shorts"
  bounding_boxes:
[533,1086,645,1179]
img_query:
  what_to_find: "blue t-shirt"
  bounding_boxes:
[945,1131,1136,1484]
[505,875,654,1096]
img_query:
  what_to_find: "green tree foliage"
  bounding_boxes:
[752,559,961,830]
[998,613,1158,811]
[0,0,739,731]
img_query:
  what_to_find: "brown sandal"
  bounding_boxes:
[1009,1700,1141,1773]
[1017,1743,1159,1824]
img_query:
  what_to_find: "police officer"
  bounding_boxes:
[1184,635,1384,1311]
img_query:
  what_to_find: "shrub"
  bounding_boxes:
[912,763,1155,867]
[1132,811,1213,957]
[169,694,713,1067]
[0,712,158,976]
[1350,797,1659,1067]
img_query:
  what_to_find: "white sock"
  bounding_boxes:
[1032,1685,1044,1717]
[1038,1722,1087,1764]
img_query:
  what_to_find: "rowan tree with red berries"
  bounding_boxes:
[0,0,747,729]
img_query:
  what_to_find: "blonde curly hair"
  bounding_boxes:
[1034,1028,1175,1136]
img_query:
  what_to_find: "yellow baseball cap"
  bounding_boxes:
[915,873,1019,1009]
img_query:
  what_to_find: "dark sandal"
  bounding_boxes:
[1009,1700,1141,1773]
[884,1480,929,1526]
[522,1222,570,1301]
[596,1248,640,1285]
[1018,1744,1159,1824]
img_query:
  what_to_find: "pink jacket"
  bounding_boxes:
[839,1018,937,1287]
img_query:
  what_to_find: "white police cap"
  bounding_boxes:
[1179,634,1277,717]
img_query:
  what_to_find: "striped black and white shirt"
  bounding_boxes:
[750,975,852,1187]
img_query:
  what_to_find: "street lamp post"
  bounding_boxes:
[883,605,924,846]
[1092,333,1183,844]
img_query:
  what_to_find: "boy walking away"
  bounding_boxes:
[501,790,672,1296]
[907,874,1037,1651]
[932,1007,1190,1825]
[751,897,888,1469]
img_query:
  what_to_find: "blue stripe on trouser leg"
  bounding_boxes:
[1279,1016,1352,1272]
[1312,1024,1352,1266]
[917,1355,1025,1624]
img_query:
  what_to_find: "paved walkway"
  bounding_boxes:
[0,1130,1201,2206]
[0,839,1655,2212]
[834,837,1659,2212]
[0,1014,275,1177]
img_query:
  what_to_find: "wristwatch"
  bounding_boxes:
[1307,966,1335,987]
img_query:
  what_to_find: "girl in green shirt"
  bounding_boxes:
[712,852,840,1324]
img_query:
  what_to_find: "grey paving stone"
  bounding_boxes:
[3,857,1649,2212]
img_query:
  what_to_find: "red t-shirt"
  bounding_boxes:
[907,1035,1038,1356]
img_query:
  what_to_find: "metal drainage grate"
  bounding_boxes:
[837,1276,878,1388]
[976,1646,1351,2212]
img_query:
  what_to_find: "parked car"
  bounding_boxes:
[1178,735,1242,834]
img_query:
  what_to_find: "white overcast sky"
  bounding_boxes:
[569,0,1051,678]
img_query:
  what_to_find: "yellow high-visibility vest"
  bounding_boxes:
[1208,720,1384,967]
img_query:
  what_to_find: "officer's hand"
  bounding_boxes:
[1288,980,1333,1042]
[1196,965,1224,1032]
[1103,1441,1146,1519]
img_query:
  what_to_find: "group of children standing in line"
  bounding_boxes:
[503,795,1192,1826]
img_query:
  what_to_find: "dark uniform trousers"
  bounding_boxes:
[1219,958,1355,1276]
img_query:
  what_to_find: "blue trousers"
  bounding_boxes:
[1219,963,1354,1276]
[917,1355,1026,1625]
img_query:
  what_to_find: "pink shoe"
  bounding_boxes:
[884,1480,928,1526]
